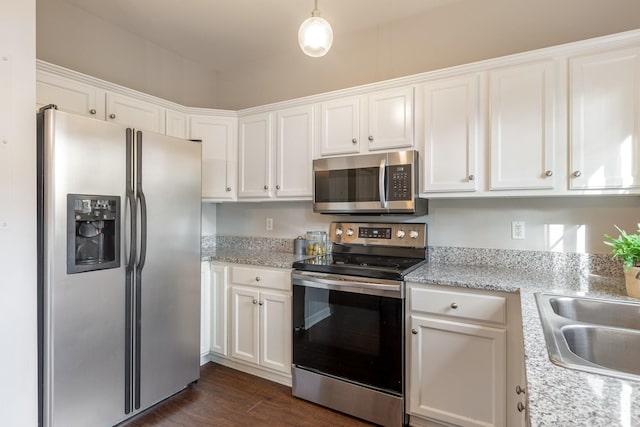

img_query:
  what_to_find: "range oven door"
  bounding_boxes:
[292,272,404,395]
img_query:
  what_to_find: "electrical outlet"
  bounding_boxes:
[512,221,525,240]
[266,218,273,231]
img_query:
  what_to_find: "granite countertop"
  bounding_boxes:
[202,247,310,269]
[201,247,640,426]
[406,263,640,427]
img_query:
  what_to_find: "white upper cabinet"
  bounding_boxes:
[421,74,481,193]
[166,109,189,139]
[238,113,273,198]
[318,87,414,157]
[319,96,361,156]
[239,106,314,200]
[36,70,105,119]
[190,115,237,200]
[489,60,557,190]
[366,86,414,151]
[275,105,314,198]
[569,47,640,190]
[106,92,165,134]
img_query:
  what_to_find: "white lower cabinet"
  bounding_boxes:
[407,285,527,427]
[208,263,292,385]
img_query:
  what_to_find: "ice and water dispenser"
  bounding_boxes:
[67,194,120,273]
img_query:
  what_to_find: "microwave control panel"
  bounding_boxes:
[388,164,412,201]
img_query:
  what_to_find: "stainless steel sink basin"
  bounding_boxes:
[549,295,640,329]
[536,293,640,381]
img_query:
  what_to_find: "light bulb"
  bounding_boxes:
[298,15,333,57]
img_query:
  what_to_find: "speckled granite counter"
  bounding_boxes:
[201,247,310,269]
[406,263,639,427]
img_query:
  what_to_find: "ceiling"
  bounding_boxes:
[58,0,459,71]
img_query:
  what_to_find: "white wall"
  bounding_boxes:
[36,0,218,108]
[213,197,640,254]
[0,1,37,425]
[217,0,640,109]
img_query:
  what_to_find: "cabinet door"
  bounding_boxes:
[210,265,228,357]
[36,70,105,119]
[230,286,260,365]
[259,290,292,374]
[570,47,640,189]
[422,75,480,192]
[367,86,414,151]
[275,105,313,198]
[200,262,211,359]
[409,315,506,427]
[106,92,165,133]
[238,113,273,198]
[190,115,237,200]
[166,109,188,138]
[489,60,556,190]
[320,96,360,156]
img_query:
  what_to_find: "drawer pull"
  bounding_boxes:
[517,402,526,412]
[259,301,264,306]
[411,329,418,335]
[89,109,97,115]
[255,276,261,282]
[351,138,357,144]
[252,299,258,305]
[109,113,116,119]
[450,302,458,309]
[516,385,526,395]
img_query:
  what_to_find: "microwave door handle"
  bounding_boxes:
[379,157,388,208]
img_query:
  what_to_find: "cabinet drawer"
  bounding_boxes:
[230,266,290,291]
[410,287,506,324]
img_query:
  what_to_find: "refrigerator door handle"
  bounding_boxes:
[124,128,136,414]
[134,130,147,410]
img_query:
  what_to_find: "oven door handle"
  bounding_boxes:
[379,157,388,209]
[292,272,402,298]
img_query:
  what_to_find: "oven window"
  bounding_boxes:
[292,284,403,395]
[314,168,381,203]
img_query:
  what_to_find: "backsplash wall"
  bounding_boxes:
[209,196,640,255]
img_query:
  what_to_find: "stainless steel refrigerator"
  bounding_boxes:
[37,106,202,427]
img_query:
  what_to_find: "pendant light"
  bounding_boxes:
[298,0,333,57]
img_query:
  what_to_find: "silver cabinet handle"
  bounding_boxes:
[351,138,357,144]
[573,171,582,177]
[255,276,261,282]
[517,402,526,412]
[109,113,116,119]
[226,187,231,192]
[516,385,526,395]
[252,299,258,305]
[545,170,553,177]
[368,136,374,141]
[89,109,97,115]
[263,185,268,190]
[276,185,281,190]
[450,302,458,309]
[411,329,418,335]
[468,175,475,181]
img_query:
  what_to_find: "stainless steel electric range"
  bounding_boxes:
[291,222,427,427]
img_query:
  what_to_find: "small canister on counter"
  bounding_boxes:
[293,236,307,255]
[305,231,327,256]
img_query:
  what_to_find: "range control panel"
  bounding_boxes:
[330,222,427,248]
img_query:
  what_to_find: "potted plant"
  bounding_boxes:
[604,224,640,297]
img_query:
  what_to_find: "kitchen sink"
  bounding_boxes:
[549,295,640,330]
[536,293,640,381]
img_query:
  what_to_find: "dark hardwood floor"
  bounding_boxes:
[119,362,375,426]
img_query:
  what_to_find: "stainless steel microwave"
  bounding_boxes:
[313,150,428,215]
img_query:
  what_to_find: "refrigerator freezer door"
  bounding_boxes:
[42,109,128,427]
[136,131,202,409]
